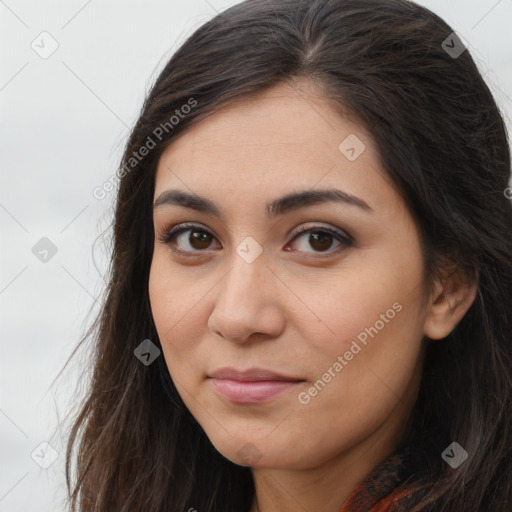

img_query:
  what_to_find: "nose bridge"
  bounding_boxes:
[220,243,269,309]
[208,243,283,342]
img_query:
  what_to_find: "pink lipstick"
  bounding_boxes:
[208,367,304,404]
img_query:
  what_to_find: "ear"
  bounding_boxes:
[424,268,478,340]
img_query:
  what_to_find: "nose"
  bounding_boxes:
[207,252,286,344]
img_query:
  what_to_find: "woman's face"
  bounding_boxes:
[149,81,432,469]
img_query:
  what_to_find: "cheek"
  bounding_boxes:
[291,232,424,352]
[148,257,200,362]
[289,251,426,412]
[286,299,424,467]
[295,279,425,415]
[288,269,416,366]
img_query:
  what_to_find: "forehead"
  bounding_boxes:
[153,81,393,215]
[158,82,372,164]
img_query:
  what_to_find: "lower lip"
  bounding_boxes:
[209,378,302,404]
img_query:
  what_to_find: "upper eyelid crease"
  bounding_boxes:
[164,222,350,239]
[152,188,373,220]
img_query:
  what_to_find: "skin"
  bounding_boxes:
[148,80,477,512]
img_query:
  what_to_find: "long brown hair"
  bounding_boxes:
[60,0,512,510]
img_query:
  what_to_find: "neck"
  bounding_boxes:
[249,436,400,512]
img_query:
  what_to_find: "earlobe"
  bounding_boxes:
[423,270,478,341]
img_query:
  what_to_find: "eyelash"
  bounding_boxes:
[157,222,353,258]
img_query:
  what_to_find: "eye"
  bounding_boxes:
[157,222,353,258]
[157,223,220,256]
[286,224,353,256]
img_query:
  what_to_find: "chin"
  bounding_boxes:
[207,434,310,469]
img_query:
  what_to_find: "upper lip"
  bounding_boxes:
[208,367,304,382]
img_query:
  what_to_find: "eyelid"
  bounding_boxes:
[158,221,353,256]
[290,223,353,244]
[158,222,219,255]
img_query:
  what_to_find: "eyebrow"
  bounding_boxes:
[153,188,373,218]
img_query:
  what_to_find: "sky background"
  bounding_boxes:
[1,0,511,510]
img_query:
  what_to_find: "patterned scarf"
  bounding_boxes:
[337,444,423,512]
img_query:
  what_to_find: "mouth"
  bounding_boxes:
[207,367,306,404]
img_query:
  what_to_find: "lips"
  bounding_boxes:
[208,367,303,382]
[208,367,305,404]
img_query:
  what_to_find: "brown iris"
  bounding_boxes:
[307,232,334,252]
[188,230,213,250]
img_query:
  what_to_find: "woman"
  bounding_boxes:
[63,0,512,510]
